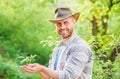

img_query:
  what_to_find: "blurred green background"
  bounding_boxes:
[0,0,120,79]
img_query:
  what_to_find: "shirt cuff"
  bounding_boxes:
[59,71,65,79]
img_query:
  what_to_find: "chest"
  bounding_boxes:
[53,46,73,70]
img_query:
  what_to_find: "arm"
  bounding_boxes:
[40,65,59,79]
[20,63,59,79]
[20,45,92,79]
[39,71,49,79]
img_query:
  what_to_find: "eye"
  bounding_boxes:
[57,23,61,26]
[64,21,68,25]
[56,23,61,27]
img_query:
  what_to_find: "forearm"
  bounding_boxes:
[39,72,50,79]
[40,66,59,79]
[20,63,59,79]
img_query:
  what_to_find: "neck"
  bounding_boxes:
[62,32,74,43]
[62,37,70,43]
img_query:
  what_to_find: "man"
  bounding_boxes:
[20,8,94,79]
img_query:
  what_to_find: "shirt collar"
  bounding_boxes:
[58,32,78,47]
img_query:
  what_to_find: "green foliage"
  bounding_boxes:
[112,54,120,79]
[0,55,41,79]
[88,33,120,55]
[93,54,120,79]
[0,0,120,79]
[17,55,37,65]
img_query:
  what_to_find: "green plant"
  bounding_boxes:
[18,55,37,65]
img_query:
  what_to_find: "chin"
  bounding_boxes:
[59,31,73,39]
[62,34,71,39]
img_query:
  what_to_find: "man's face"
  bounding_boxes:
[55,17,75,39]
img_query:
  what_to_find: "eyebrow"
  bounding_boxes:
[59,18,70,22]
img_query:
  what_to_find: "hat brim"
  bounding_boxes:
[49,12,80,23]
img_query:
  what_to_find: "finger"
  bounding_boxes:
[20,65,33,71]
[24,65,34,70]
[19,65,28,69]
[19,66,25,69]
[22,66,35,73]
[28,64,36,68]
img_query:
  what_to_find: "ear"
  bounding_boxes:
[73,19,76,23]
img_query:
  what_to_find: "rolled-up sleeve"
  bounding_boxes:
[59,45,89,79]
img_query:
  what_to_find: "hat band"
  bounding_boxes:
[55,14,72,19]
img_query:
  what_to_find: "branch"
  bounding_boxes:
[113,0,120,5]
[107,0,120,13]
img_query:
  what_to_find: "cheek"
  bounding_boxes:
[67,25,73,30]
[56,27,60,33]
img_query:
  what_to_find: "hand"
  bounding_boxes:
[20,63,43,73]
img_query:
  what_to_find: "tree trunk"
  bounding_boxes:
[91,15,99,36]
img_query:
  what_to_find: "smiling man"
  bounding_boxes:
[20,8,94,79]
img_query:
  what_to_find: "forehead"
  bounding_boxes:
[55,17,73,23]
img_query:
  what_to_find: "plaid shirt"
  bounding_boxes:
[48,33,94,79]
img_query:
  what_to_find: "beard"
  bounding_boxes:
[58,28,73,39]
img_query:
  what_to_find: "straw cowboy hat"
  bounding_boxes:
[49,8,80,23]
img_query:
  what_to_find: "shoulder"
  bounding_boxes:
[72,35,90,48]
[69,35,92,55]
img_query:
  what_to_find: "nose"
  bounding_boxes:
[61,24,65,29]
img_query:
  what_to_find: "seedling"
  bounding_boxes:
[17,55,37,64]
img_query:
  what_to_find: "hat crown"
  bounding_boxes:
[54,8,72,19]
[49,7,80,23]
